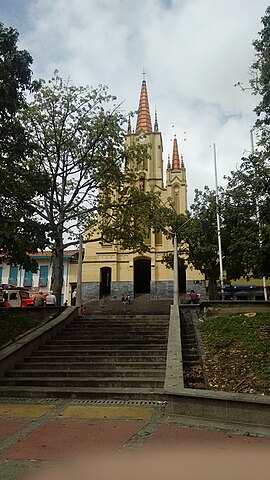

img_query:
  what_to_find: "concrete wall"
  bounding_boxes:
[166,389,270,427]
[164,304,270,427]
[82,282,100,302]
[0,307,78,377]
[200,300,270,319]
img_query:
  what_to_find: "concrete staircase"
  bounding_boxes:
[180,309,206,389]
[0,314,169,399]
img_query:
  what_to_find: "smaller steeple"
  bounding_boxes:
[154,108,159,132]
[181,154,185,169]
[172,135,180,170]
[127,115,131,134]
[167,154,171,170]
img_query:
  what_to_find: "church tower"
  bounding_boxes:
[166,136,187,214]
[81,77,202,301]
[125,79,164,193]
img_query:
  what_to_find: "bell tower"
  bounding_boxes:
[126,77,164,192]
[166,136,187,214]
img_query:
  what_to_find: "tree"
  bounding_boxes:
[224,153,270,281]
[250,6,270,152]
[0,22,48,270]
[23,73,160,304]
[160,189,224,299]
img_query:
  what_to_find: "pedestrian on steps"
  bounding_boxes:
[121,293,129,313]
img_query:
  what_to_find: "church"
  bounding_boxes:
[81,78,205,301]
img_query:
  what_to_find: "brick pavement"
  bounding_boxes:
[0,399,270,480]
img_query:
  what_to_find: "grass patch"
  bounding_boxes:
[199,313,270,381]
[0,312,41,347]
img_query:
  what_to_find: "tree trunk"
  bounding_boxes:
[51,245,63,306]
[208,276,219,300]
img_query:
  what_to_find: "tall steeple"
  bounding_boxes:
[172,135,180,170]
[135,79,152,134]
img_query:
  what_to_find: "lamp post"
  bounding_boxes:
[213,143,225,300]
[76,234,83,312]
[163,217,192,306]
[173,233,179,306]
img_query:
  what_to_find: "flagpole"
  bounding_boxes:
[213,143,225,300]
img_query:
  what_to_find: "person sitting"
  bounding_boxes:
[188,289,200,304]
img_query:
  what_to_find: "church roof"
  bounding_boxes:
[172,136,180,170]
[135,79,152,134]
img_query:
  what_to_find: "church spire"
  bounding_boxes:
[167,154,171,170]
[154,107,159,132]
[181,154,185,169]
[172,135,180,170]
[127,115,131,134]
[135,79,152,134]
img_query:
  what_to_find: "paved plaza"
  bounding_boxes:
[0,398,270,479]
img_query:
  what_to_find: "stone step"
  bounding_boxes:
[182,351,199,360]
[181,347,198,353]
[39,345,168,351]
[75,319,169,325]
[0,385,164,400]
[24,355,165,363]
[78,314,169,318]
[58,333,168,339]
[30,353,168,361]
[16,361,166,369]
[64,327,169,333]
[0,377,164,388]
[45,337,169,348]
[181,340,197,346]
[183,360,201,367]
[7,369,165,378]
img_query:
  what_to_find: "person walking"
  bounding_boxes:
[45,291,56,306]
[121,293,129,313]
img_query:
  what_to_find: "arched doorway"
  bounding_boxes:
[178,263,186,293]
[134,258,151,295]
[100,267,111,297]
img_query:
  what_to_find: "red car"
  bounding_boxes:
[0,286,34,308]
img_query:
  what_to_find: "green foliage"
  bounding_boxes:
[159,188,222,299]
[224,152,270,280]
[0,22,48,269]
[250,6,270,151]
[199,313,270,380]
[23,72,159,302]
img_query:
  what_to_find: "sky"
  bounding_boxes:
[1,0,269,206]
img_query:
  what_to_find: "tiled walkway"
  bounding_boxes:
[0,398,270,479]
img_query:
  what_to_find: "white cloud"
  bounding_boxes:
[2,0,268,204]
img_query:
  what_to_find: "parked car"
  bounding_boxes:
[0,286,34,308]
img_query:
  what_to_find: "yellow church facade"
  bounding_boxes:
[82,79,205,301]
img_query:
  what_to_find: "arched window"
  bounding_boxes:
[139,175,145,191]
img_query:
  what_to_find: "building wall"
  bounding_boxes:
[0,252,78,305]
[82,81,204,302]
